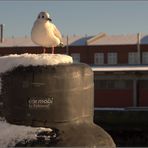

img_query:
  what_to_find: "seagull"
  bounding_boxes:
[31,11,64,54]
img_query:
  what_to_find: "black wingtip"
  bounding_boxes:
[59,42,64,48]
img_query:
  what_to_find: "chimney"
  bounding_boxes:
[0,24,4,43]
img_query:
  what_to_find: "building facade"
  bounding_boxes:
[1,33,148,108]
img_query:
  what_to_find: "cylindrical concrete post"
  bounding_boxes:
[1,63,115,147]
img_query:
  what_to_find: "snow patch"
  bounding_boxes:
[0,53,73,74]
[0,118,52,147]
[0,53,73,95]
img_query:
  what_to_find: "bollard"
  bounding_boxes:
[1,63,115,147]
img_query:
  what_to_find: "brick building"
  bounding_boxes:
[1,32,148,108]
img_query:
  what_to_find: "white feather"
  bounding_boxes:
[31,11,63,48]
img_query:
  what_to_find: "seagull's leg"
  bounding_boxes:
[52,46,54,54]
[43,48,46,53]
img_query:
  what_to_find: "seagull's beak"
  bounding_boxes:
[47,18,52,22]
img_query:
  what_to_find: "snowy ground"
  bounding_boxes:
[0,117,52,147]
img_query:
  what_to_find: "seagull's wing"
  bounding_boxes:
[52,24,63,42]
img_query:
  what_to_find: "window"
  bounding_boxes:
[142,52,148,64]
[94,80,132,89]
[107,52,117,64]
[71,53,80,63]
[128,52,139,64]
[94,53,104,65]
[140,80,148,89]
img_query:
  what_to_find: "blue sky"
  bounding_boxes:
[0,1,148,37]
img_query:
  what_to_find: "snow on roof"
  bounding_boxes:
[91,65,148,72]
[0,36,36,47]
[62,35,91,46]
[64,33,148,45]
[0,35,89,47]
[1,33,148,47]
[0,53,73,74]
[87,33,148,45]
[87,32,107,44]
[88,34,137,45]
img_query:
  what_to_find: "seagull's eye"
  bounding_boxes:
[42,15,44,18]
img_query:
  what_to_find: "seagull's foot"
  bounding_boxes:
[52,46,54,54]
[43,48,46,53]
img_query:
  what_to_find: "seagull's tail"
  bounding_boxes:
[59,42,64,48]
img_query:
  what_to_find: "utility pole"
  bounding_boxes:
[85,34,87,45]
[66,35,69,55]
[137,32,141,64]
[0,24,4,43]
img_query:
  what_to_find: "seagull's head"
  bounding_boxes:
[37,11,52,22]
